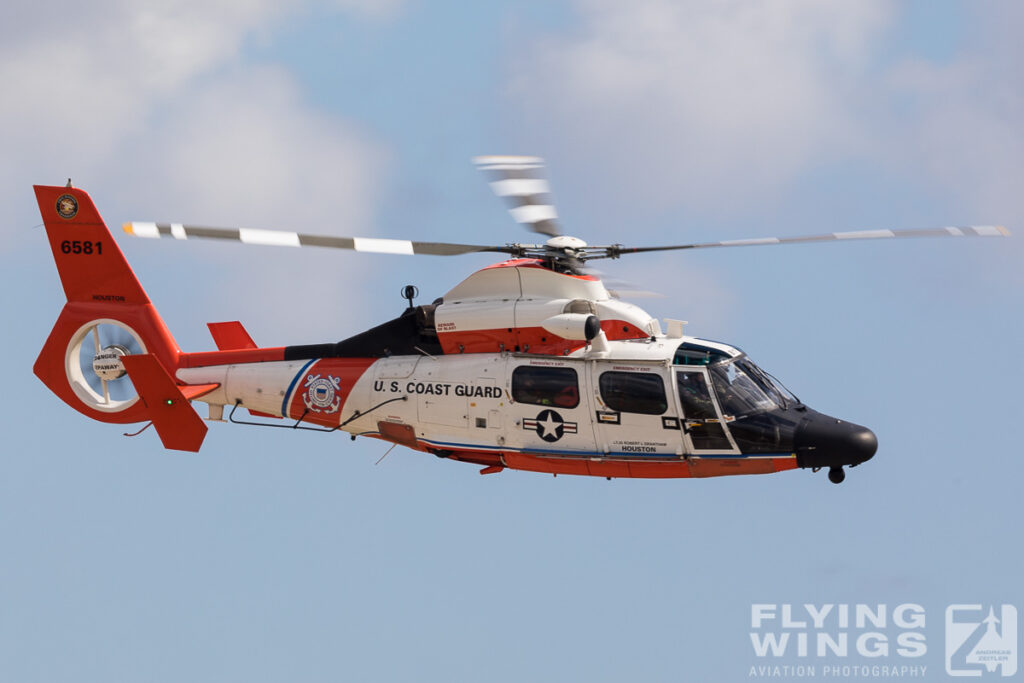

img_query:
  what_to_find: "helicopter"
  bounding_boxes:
[33,157,1010,484]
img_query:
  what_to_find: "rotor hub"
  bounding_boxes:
[92,344,130,381]
[545,235,587,251]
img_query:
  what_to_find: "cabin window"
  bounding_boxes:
[512,366,580,409]
[599,371,667,415]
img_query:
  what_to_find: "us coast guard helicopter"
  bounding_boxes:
[33,158,1010,484]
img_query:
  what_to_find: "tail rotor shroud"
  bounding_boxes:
[67,319,147,412]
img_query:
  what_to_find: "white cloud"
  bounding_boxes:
[507,0,892,217]
[870,5,1024,287]
[1,0,393,340]
[108,66,388,342]
[0,1,283,170]
[883,55,1024,222]
[328,0,404,20]
[505,0,1023,289]
[0,0,390,216]
[121,66,384,230]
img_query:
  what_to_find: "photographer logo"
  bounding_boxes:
[946,605,1017,677]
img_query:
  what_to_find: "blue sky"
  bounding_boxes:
[1,1,1022,681]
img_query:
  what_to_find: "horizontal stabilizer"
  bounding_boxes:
[207,321,257,350]
[181,383,220,401]
[121,354,213,452]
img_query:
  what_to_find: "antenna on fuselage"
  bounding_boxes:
[402,284,419,310]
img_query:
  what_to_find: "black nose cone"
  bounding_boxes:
[794,412,877,469]
[848,426,878,463]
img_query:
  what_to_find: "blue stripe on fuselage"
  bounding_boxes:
[281,359,318,416]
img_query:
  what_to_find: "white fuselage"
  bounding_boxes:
[177,336,760,461]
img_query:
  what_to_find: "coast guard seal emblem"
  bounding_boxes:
[303,373,342,413]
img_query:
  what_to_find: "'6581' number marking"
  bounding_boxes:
[60,240,102,255]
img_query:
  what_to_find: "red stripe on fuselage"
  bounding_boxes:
[495,452,798,479]
[437,320,649,355]
[480,259,599,281]
[286,358,376,426]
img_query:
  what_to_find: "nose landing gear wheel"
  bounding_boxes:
[828,467,845,484]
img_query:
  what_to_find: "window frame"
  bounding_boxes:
[598,370,668,415]
[511,365,581,409]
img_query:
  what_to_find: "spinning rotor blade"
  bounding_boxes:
[75,322,144,404]
[96,323,144,354]
[595,225,1011,261]
[474,155,561,237]
[123,223,519,257]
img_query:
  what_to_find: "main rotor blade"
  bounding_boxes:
[597,225,1011,260]
[123,223,519,257]
[474,155,561,237]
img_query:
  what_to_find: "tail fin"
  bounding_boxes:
[33,185,182,424]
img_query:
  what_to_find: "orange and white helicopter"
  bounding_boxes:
[33,157,1009,484]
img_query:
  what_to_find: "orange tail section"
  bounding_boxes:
[33,185,184,425]
[120,354,216,452]
[207,321,258,351]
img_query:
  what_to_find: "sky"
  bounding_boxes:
[1,1,1022,681]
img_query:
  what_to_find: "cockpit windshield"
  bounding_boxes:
[739,358,799,407]
[709,360,777,416]
[675,341,798,416]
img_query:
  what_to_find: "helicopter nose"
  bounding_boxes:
[847,426,878,463]
[794,412,878,470]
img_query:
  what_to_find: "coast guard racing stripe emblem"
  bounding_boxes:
[524,409,577,443]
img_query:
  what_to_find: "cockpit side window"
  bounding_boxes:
[676,371,718,419]
[512,366,580,408]
[599,371,668,415]
[675,371,733,450]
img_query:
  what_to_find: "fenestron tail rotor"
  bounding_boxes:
[67,320,147,412]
